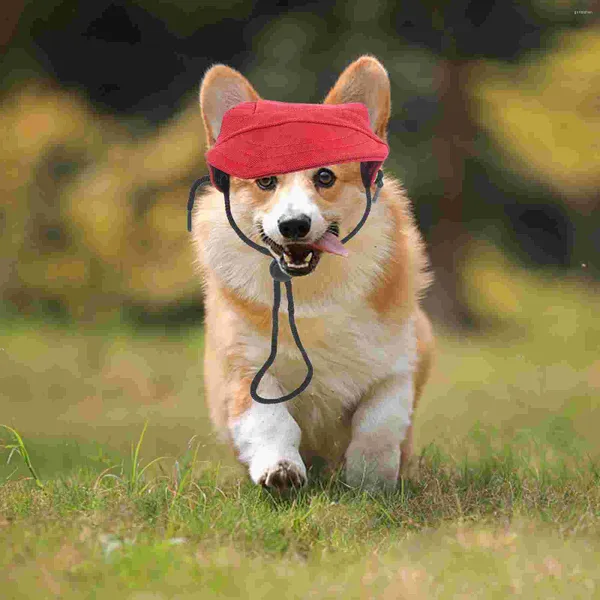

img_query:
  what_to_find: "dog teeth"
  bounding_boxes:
[282,251,312,269]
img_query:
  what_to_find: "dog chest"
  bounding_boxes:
[242,309,416,406]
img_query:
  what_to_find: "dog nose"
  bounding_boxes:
[278,216,311,239]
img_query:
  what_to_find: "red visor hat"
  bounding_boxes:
[205,100,389,188]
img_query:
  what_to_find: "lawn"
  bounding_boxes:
[1,253,599,598]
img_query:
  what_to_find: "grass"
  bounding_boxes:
[1,256,599,598]
[1,430,600,598]
[0,425,43,488]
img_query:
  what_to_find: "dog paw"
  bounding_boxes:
[345,469,398,494]
[258,460,307,492]
[344,442,400,493]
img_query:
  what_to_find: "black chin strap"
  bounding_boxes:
[187,167,383,404]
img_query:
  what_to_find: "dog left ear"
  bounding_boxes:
[324,56,390,142]
[200,64,261,147]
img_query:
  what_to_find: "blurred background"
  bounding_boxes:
[0,0,598,476]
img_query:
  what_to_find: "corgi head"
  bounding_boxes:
[199,56,391,278]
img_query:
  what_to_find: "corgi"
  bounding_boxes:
[192,56,434,492]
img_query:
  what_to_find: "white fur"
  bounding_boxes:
[261,173,328,245]
[345,374,414,491]
[232,316,416,490]
[241,313,417,458]
[229,373,306,485]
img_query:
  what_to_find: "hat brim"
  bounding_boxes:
[205,121,388,183]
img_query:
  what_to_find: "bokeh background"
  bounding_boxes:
[1,0,599,476]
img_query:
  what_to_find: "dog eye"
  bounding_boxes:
[256,176,277,190]
[314,168,336,188]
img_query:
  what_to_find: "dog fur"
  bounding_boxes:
[192,56,434,492]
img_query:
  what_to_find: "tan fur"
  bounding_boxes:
[199,65,260,146]
[193,57,435,484]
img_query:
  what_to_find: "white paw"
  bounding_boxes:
[256,459,307,492]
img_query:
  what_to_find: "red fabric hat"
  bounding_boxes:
[205,100,388,187]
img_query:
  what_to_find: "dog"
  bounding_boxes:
[192,56,434,492]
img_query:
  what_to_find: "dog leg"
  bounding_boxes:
[345,374,413,492]
[229,374,307,492]
[400,308,435,479]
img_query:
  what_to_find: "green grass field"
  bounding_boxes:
[1,258,599,598]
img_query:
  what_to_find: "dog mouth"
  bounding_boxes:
[259,223,341,277]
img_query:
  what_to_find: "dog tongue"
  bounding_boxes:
[308,232,349,257]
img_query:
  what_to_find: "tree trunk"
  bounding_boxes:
[423,58,478,329]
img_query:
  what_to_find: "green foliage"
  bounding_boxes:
[0,425,43,488]
[127,420,168,496]
[0,84,205,324]
[472,28,600,198]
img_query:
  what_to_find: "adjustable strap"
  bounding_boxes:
[342,168,383,244]
[249,263,314,404]
[187,167,384,404]
[187,175,211,232]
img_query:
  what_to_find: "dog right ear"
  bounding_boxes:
[324,56,390,143]
[200,65,261,147]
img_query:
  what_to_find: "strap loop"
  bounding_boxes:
[249,273,314,404]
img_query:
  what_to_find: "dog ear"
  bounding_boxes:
[200,65,261,147]
[324,56,390,141]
